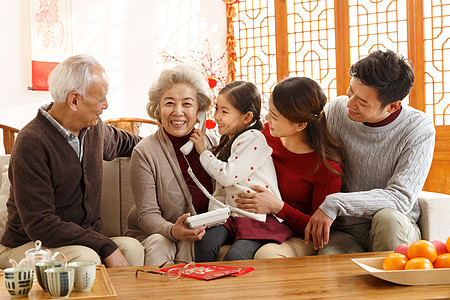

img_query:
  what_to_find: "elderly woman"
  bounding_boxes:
[126,64,214,265]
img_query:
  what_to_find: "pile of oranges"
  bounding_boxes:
[383,236,450,270]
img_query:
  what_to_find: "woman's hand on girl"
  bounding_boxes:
[235,186,284,215]
[171,213,206,242]
[190,129,207,154]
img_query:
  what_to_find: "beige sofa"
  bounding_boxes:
[1,155,450,244]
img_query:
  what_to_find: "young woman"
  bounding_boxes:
[190,81,292,261]
[235,76,344,258]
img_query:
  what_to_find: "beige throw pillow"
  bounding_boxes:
[0,165,10,237]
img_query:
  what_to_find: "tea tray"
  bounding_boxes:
[0,265,117,299]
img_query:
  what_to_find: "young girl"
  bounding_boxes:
[190,81,292,261]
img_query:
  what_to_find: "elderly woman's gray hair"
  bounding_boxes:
[48,54,106,103]
[147,64,212,122]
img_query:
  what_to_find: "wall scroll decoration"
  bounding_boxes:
[29,0,73,91]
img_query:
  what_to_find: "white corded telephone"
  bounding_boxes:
[182,118,266,228]
[180,111,229,228]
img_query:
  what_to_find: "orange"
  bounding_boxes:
[434,253,450,269]
[447,236,450,253]
[407,240,437,263]
[383,253,408,270]
[405,257,434,270]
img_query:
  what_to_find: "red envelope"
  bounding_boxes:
[158,264,254,281]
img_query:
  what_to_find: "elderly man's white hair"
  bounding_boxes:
[48,54,106,103]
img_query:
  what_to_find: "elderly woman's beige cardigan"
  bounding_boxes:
[126,127,214,242]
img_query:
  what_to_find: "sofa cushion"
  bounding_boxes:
[417,191,450,241]
[0,165,10,237]
[100,159,122,237]
[100,157,134,237]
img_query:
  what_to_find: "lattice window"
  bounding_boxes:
[348,0,409,61]
[232,0,449,124]
[287,0,337,101]
[424,0,450,126]
[348,0,410,104]
[234,0,277,106]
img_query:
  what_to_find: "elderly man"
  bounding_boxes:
[305,49,435,254]
[0,54,144,268]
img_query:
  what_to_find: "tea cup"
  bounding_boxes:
[3,267,34,298]
[35,260,64,290]
[44,267,74,298]
[67,261,97,292]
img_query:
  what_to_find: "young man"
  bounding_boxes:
[0,55,144,268]
[305,49,435,254]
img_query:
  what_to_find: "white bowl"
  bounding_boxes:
[352,257,450,285]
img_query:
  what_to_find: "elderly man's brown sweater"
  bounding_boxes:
[1,110,141,259]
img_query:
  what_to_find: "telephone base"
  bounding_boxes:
[185,207,230,229]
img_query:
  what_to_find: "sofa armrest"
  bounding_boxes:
[418,191,450,241]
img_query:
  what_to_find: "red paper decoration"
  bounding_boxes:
[31,61,59,91]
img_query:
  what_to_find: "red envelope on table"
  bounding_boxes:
[158,264,254,281]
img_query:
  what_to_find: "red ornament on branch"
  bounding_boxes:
[205,119,217,130]
[208,77,218,88]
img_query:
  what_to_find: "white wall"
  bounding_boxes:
[0,0,226,130]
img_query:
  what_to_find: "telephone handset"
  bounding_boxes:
[180,111,207,155]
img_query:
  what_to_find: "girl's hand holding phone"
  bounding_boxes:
[190,129,207,154]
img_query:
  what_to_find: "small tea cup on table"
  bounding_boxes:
[44,267,74,298]
[3,267,34,298]
[67,261,97,292]
[35,260,65,290]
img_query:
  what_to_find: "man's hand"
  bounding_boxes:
[104,248,129,268]
[171,213,206,242]
[304,209,333,250]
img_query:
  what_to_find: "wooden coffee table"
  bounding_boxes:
[106,251,450,299]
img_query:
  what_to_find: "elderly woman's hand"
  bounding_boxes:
[190,129,207,154]
[170,213,206,242]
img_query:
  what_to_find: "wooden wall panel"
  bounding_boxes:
[424,127,450,194]
[424,162,450,194]
[275,0,289,81]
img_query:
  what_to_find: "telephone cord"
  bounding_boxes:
[184,156,266,222]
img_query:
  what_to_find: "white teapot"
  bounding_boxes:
[9,240,67,268]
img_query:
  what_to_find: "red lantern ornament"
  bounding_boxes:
[205,119,216,130]
[208,77,217,88]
